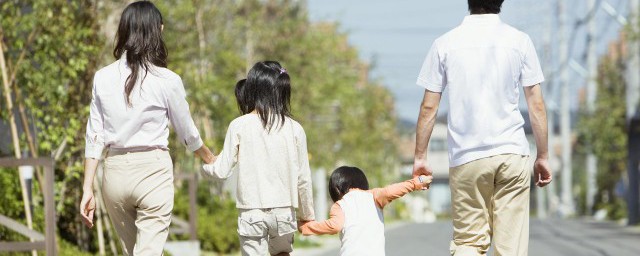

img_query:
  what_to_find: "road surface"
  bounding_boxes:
[299,219,640,256]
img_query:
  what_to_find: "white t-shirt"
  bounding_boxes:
[416,14,544,167]
[338,190,385,256]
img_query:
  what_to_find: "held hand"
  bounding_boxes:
[194,145,216,164]
[418,175,433,189]
[534,157,552,187]
[204,153,216,165]
[297,220,311,233]
[79,190,96,228]
[412,158,433,178]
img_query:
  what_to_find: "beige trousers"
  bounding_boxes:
[449,154,530,256]
[102,149,174,256]
[237,207,297,256]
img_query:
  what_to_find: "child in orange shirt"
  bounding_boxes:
[298,166,431,256]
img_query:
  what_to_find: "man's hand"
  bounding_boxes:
[533,157,552,187]
[80,190,96,228]
[413,158,433,178]
[413,159,433,190]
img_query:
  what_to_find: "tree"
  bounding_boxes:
[0,0,101,251]
[154,0,399,183]
[578,54,627,220]
[1,0,401,253]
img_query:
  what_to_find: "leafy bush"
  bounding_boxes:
[173,180,239,253]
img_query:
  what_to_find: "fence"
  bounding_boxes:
[0,157,56,255]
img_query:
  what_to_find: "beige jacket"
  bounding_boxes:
[203,114,315,221]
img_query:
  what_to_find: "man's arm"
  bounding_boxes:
[413,90,441,178]
[524,84,552,187]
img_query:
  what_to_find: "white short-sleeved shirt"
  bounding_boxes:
[416,14,544,167]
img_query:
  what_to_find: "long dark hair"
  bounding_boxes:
[113,1,167,106]
[328,166,370,202]
[245,61,291,131]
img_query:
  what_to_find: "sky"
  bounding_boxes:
[307,0,630,122]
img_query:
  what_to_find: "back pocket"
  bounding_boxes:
[237,215,266,237]
[275,214,296,236]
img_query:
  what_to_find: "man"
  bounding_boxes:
[413,1,552,255]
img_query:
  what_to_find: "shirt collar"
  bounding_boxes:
[462,14,501,25]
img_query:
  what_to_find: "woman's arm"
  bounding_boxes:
[370,176,432,209]
[80,77,104,228]
[85,76,106,160]
[165,76,206,157]
[299,203,344,236]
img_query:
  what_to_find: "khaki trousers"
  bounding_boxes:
[102,149,174,256]
[449,154,530,256]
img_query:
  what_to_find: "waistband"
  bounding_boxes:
[238,207,295,215]
[106,148,170,158]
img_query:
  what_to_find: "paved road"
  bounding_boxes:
[308,219,640,256]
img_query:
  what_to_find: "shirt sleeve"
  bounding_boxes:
[416,40,446,92]
[202,122,238,179]
[165,76,204,152]
[370,177,424,209]
[295,126,315,221]
[520,35,545,87]
[299,203,344,236]
[85,75,106,159]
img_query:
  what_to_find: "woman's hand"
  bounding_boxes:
[194,145,216,164]
[80,190,96,228]
[81,158,99,228]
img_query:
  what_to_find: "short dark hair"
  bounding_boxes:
[245,61,291,131]
[468,0,504,14]
[234,79,250,114]
[328,166,369,202]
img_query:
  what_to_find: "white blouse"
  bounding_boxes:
[202,114,315,221]
[85,57,203,159]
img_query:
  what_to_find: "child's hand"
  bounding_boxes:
[201,163,214,177]
[418,175,433,190]
[297,220,311,233]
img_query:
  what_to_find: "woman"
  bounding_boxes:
[79,1,214,255]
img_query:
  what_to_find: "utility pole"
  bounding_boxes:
[628,0,640,121]
[585,0,598,216]
[558,0,575,216]
[313,169,328,221]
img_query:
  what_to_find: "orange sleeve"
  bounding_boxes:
[370,177,424,209]
[299,203,344,236]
